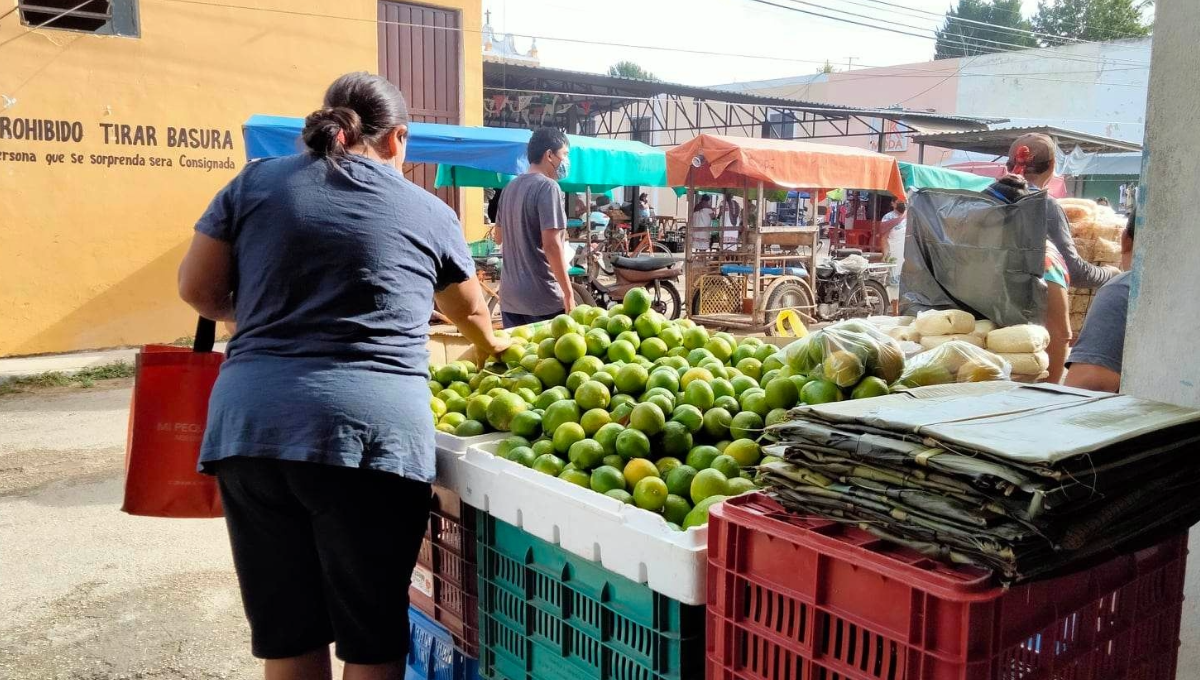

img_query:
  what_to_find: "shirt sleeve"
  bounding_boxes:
[433,210,477,292]
[195,173,242,242]
[1065,279,1129,372]
[536,183,568,231]
[1047,203,1113,289]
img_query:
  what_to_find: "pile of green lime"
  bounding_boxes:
[427,301,905,529]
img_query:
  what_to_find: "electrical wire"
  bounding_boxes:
[0,0,94,50]
[851,0,1139,44]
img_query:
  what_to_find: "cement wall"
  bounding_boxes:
[1121,4,1200,675]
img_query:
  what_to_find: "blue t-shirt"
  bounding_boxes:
[1067,271,1131,375]
[194,153,474,481]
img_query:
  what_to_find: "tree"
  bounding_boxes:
[934,0,1037,60]
[1032,0,1151,43]
[816,59,838,74]
[607,61,657,81]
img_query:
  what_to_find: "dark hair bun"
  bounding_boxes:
[302,107,363,158]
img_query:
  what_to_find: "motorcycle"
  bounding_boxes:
[572,244,683,319]
[811,251,892,321]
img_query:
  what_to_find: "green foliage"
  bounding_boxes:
[1032,0,1151,43]
[0,361,135,395]
[607,61,658,81]
[935,0,1037,59]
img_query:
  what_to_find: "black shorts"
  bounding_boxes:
[215,456,432,664]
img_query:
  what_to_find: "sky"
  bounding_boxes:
[484,0,1044,86]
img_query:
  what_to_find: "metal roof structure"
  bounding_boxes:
[910,126,1143,157]
[483,62,1003,147]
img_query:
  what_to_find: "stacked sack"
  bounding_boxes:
[871,310,1051,384]
[1059,198,1126,333]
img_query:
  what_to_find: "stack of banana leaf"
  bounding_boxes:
[758,382,1200,582]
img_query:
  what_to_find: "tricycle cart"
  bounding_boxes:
[665,135,907,333]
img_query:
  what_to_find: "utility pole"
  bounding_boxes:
[846,57,856,71]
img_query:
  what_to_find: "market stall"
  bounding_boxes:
[666,134,906,332]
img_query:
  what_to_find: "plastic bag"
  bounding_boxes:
[913,308,975,336]
[986,324,1049,353]
[894,340,1011,389]
[785,319,905,388]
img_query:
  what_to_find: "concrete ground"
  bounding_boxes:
[0,379,261,679]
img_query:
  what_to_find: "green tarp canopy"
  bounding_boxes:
[435,134,668,193]
[899,161,994,192]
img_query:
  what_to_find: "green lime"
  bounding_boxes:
[760,455,783,466]
[610,402,635,423]
[590,465,627,494]
[725,439,761,466]
[727,477,758,495]
[714,395,741,413]
[565,371,588,394]
[609,304,626,318]
[623,458,659,488]
[585,329,611,357]
[608,393,636,412]
[605,489,635,505]
[739,388,770,417]
[534,358,568,388]
[663,494,692,525]
[487,392,529,431]
[615,363,650,395]
[756,343,781,363]
[602,454,626,469]
[500,343,526,366]
[690,468,730,505]
[442,394,467,415]
[439,412,467,428]
[668,346,689,359]
[729,411,764,440]
[606,314,634,337]
[683,381,715,411]
[765,408,790,427]
[710,378,735,400]
[647,368,681,393]
[607,340,637,364]
[634,311,664,339]
[764,377,800,411]
[436,423,457,434]
[682,326,709,350]
[702,407,733,440]
[715,440,731,452]
[633,477,669,511]
[671,404,704,433]
[659,326,683,348]
[550,314,579,338]
[576,380,612,411]
[823,350,865,388]
[553,422,587,455]
[640,337,668,361]
[616,331,642,350]
[660,421,694,458]
[666,465,699,497]
[683,494,728,528]
[656,456,683,476]
[800,379,843,405]
[571,355,605,376]
[568,438,606,469]
[705,337,733,362]
[851,376,890,400]
[537,337,557,360]
[509,446,538,467]
[710,454,741,480]
[542,399,581,435]
[532,439,556,458]
[730,375,759,397]
[760,369,780,389]
[435,363,468,385]
[624,287,653,316]
[496,436,532,459]
[454,420,486,437]
[591,371,616,391]
[559,469,591,488]
[594,422,625,454]
[629,402,666,436]
[687,347,714,367]
[465,395,492,423]
[590,315,610,331]
[616,428,652,460]
[680,367,715,388]
[685,445,721,470]
[570,305,595,326]
[533,386,569,410]
[580,408,612,436]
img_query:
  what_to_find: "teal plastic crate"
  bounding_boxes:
[475,511,705,680]
[469,239,496,257]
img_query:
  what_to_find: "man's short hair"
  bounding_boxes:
[527,127,569,164]
[1126,207,1136,242]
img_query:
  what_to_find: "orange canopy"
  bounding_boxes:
[666,134,906,199]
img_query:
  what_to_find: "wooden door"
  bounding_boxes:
[378,1,461,214]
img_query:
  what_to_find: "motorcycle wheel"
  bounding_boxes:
[647,280,682,320]
[572,282,598,308]
[763,280,816,332]
[844,280,889,318]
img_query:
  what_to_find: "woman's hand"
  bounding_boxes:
[473,336,513,367]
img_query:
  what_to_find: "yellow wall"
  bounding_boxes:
[0,0,482,356]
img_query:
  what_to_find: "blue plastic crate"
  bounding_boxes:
[408,606,481,680]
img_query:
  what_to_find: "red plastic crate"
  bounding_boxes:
[410,485,479,657]
[707,493,1187,680]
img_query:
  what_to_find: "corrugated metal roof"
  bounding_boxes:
[483,62,1003,128]
[910,125,1142,155]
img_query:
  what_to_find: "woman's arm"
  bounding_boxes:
[1047,205,1115,289]
[1044,281,1071,383]
[434,277,510,362]
[178,232,236,322]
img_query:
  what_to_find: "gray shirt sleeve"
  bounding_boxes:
[1047,203,1113,289]
[1066,275,1130,373]
[536,183,567,231]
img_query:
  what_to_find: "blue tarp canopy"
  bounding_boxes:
[243,115,668,191]
[243,115,535,175]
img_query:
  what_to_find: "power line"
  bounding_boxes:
[0,0,94,50]
[823,0,1088,48]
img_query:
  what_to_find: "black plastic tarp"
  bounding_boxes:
[899,188,1052,326]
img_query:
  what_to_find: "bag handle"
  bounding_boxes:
[193,317,216,353]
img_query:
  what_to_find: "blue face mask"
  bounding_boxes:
[555,156,570,180]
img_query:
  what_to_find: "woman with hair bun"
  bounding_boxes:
[178,72,507,680]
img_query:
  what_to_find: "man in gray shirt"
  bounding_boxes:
[496,127,574,327]
[1065,210,1136,392]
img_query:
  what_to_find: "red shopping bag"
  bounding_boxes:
[122,318,225,518]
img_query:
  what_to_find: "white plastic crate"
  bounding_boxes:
[453,440,708,605]
[434,430,506,455]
